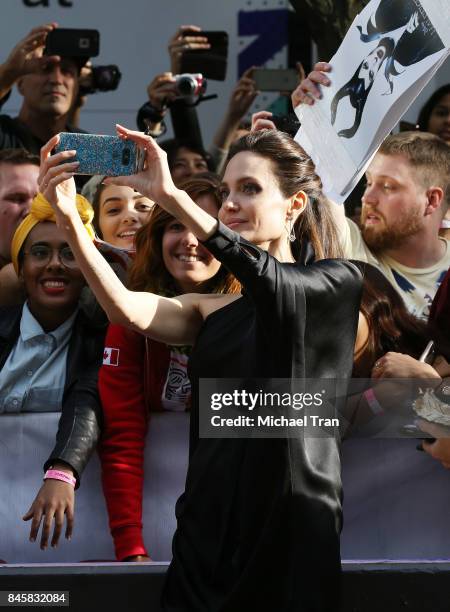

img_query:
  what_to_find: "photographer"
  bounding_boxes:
[136,26,209,146]
[137,25,258,172]
[0,23,86,154]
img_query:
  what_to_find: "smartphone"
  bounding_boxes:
[55,133,144,176]
[44,28,100,58]
[253,68,298,92]
[180,30,228,81]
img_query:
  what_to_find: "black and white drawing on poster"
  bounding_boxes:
[294,0,450,203]
[331,0,444,139]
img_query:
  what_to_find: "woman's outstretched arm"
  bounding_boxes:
[104,124,219,241]
[39,136,204,346]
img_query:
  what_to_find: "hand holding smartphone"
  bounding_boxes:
[55,133,144,176]
[44,28,100,58]
[180,30,228,81]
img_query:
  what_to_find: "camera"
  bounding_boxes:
[79,65,122,96]
[173,73,207,97]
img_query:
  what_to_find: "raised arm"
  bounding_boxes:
[39,135,204,346]
[0,23,59,101]
[103,125,219,240]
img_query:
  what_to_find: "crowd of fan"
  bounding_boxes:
[0,22,449,561]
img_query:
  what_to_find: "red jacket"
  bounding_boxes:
[98,323,171,560]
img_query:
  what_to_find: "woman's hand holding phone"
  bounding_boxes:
[38,134,78,227]
[103,124,177,206]
[105,125,217,241]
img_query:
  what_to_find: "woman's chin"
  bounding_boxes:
[235,228,255,241]
[112,237,135,250]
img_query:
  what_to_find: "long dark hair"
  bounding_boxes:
[417,84,450,132]
[227,130,343,261]
[354,265,427,377]
[128,173,240,295]
[91,180,107,238]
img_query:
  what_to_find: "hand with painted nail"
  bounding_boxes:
[291,61,332,109]
[23,472,75,549]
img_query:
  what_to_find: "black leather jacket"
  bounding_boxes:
[0,305,106,487]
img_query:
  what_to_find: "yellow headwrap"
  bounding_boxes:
[11,192,95,274]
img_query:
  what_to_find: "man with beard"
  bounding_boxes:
[336,131,450,319]
[294,64,450,319]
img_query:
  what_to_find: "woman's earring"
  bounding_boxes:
[288,217,296,242]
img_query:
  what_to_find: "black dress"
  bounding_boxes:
[162,223,363,612]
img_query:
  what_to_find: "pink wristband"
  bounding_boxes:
[363,388,384,415]
[44,469,76,487]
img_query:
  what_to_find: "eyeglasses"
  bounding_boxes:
[23,245,78,268]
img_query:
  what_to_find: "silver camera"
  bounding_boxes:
[173,73,207,97]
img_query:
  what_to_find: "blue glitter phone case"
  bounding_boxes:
[55,133,145,176]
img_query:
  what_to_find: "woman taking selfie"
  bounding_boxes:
[98,173,239,562]
[39,127,363,612]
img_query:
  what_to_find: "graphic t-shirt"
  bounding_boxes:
[341,218,450,320]
[161,349,191,411]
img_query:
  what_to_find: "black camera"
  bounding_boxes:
[79,65,122,96]
[173,73,207,97]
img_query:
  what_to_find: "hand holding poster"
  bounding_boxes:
[295,0,450,203]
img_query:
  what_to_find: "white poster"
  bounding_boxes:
[295,0,450,203]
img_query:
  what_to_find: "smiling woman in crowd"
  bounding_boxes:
[98,173,239,562]
[91,182,154,249]
[0,194,105,550]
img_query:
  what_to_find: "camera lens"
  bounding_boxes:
[176,76,196,96]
